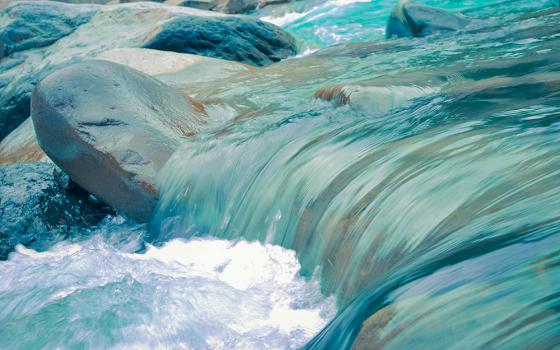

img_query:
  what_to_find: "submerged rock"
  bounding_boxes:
[32,60,206,221]
[0,1,295,140]
[314,83,439,114]
[386,0,470,39]
[0,162,112,259]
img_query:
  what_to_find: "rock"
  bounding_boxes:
[1,48,250,165]
[0,162,113,259]
[0,117,48,165]
[168,0,216,11]
[143,15,296,66]
[0,1,296,140]
[314,83,439,114]
[168,0,259,13]
[0,1,96,58]
[386,0,470,39]
[96,47,253,86]
[31,60,207,221]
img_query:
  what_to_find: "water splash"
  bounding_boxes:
[0,222,335,349]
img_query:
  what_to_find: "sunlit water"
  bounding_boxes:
[2,0,560,349]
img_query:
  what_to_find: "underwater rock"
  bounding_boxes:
[0,162,113,260]
[0,118,48,165]
[0,1,295,140]
[386,0,470,38]
[32,60,206,221]
[314,83,439,114]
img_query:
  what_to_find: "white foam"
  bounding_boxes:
[0,235,336,349]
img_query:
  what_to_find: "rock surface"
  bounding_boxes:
[314,83,439,114]
[32,60,206,221]
[0,162,113,259]
[2,48,251,166]
[96,47,253,84]
[386,0,470,39]
[0,117,48,165]
[143,15,295,66]
[0,1,296,140]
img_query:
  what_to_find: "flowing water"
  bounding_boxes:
[2,0,560,349]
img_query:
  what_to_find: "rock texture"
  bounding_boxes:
[32,60,206,221]
[143,15,295,66]
[0,1,96,58]
[0,162,113,259]
[0,1,296,140]
[2,48,252,166]
[386,0,470,39]
[0,117,48,165]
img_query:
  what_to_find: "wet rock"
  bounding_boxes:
[314,83,439,114]
[0,162,113,259]
[0,1,96,58]
[0,117,48,165]
[0,1,295,140]
[386,0,470,39]
[32,60,207,221]
[0,48,250,165]
[170,0,259,13]
[96,47,253,86]
[143,15,296,66]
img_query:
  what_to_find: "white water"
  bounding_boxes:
[0,219,336,349]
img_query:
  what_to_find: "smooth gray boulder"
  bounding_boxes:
[32,60,207,221]
[0,1,296,140]
[386,0,470,39]
[0,162,113,259]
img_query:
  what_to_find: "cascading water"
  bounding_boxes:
[154,0,560,348]
[2,0,560,349]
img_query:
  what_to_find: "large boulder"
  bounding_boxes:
[0,1,296,140]
[0,162,113,259]
[143,15,295,66]
[1,48,250,165]
[31,60,207,221]
[386,0,470,39]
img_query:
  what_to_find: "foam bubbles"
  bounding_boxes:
[0,235,336,349]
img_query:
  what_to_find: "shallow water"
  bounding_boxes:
[3,0,560,349]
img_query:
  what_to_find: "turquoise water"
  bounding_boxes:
[158,0,560,348]
[2,0,560,349]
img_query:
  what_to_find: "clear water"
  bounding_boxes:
[3,0,560,349]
